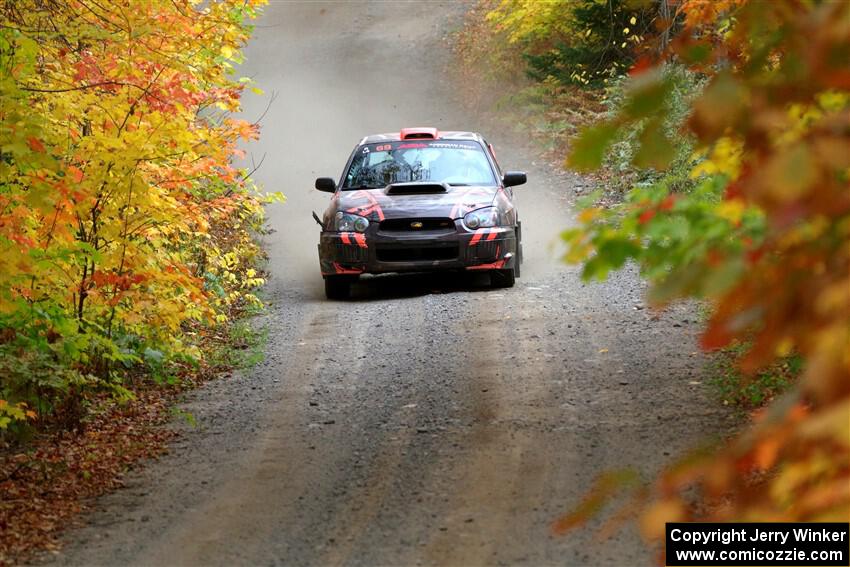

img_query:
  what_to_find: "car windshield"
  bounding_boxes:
[342,140,496,189]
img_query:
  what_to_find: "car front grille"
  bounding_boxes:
[379,218,455,232]
[376,244,459,263]
[334,242,367,262]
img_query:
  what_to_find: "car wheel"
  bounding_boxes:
[515,243,522,278]
[515,237,522,279]
[491,267,515,288]
[514,222,522,279]
[325,276,354,300]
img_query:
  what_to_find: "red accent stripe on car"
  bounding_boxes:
[345,191,385,221]
[468,229,488,246]
[465,259,506,270]
[332,262,363,275]
[362,192,385,220]
[340,232,351,245]
[353,233,367,248]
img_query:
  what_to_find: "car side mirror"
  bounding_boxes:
[503,171,527,188]
[315,177,337,193]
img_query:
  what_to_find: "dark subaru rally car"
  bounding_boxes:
[313,127,526,299]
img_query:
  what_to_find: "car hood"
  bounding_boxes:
[332,185,499,221]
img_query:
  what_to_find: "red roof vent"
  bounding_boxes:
[400,127,439,140]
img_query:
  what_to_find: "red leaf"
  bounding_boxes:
[701,322,732,350]
[638,209,656,224]
[629,56,654,77]
[660,195,676,211]
[27,137,46,153]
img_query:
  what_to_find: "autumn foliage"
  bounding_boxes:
[556,0,849,545]
[0,0,272,431]
[485,0,659,87]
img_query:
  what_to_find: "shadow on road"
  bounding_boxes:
[347,271,496,301]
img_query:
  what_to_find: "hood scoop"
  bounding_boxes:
[386,182,449,195]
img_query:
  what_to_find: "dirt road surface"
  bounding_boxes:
[44,3,732,566]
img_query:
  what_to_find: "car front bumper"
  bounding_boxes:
[318,224,517,277]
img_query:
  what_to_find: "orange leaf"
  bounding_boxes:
[67,165,84,183]
[753,437,781,470]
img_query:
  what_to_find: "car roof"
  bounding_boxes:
[359,130,484,145]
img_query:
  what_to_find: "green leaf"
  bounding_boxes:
[567,122,620,172]
[683,41,712,64]
[633,119,675,170]
[623,75,673,119]
[143,347,165,364]
[690,72,748,139]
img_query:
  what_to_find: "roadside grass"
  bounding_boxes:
[709,344,801,410]
[209,312,269,371]
[0,284,271,564]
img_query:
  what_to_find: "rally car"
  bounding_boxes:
[313,128,526,299]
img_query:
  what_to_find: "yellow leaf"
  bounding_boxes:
[797,400,850,443]
[690,136,743,179]
[775,337,794,357]
[640,499,685,540]
[578,208,599,223]
[762,144,817,202]
[630,16,637,25]
[716,198,745,224]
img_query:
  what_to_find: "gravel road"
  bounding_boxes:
[44,2,733,566]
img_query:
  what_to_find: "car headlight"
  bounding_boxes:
[334,211,370,232]
[463,207,500,230]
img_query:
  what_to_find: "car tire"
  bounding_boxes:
[514,222,522,279]
[325,276,354,300]
[515,244,522,278]
[515,235,522,279]
[491,267,515,288]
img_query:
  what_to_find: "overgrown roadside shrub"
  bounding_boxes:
[458,0,849,546]
[0,0,278,436]
[561,0,849,537]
